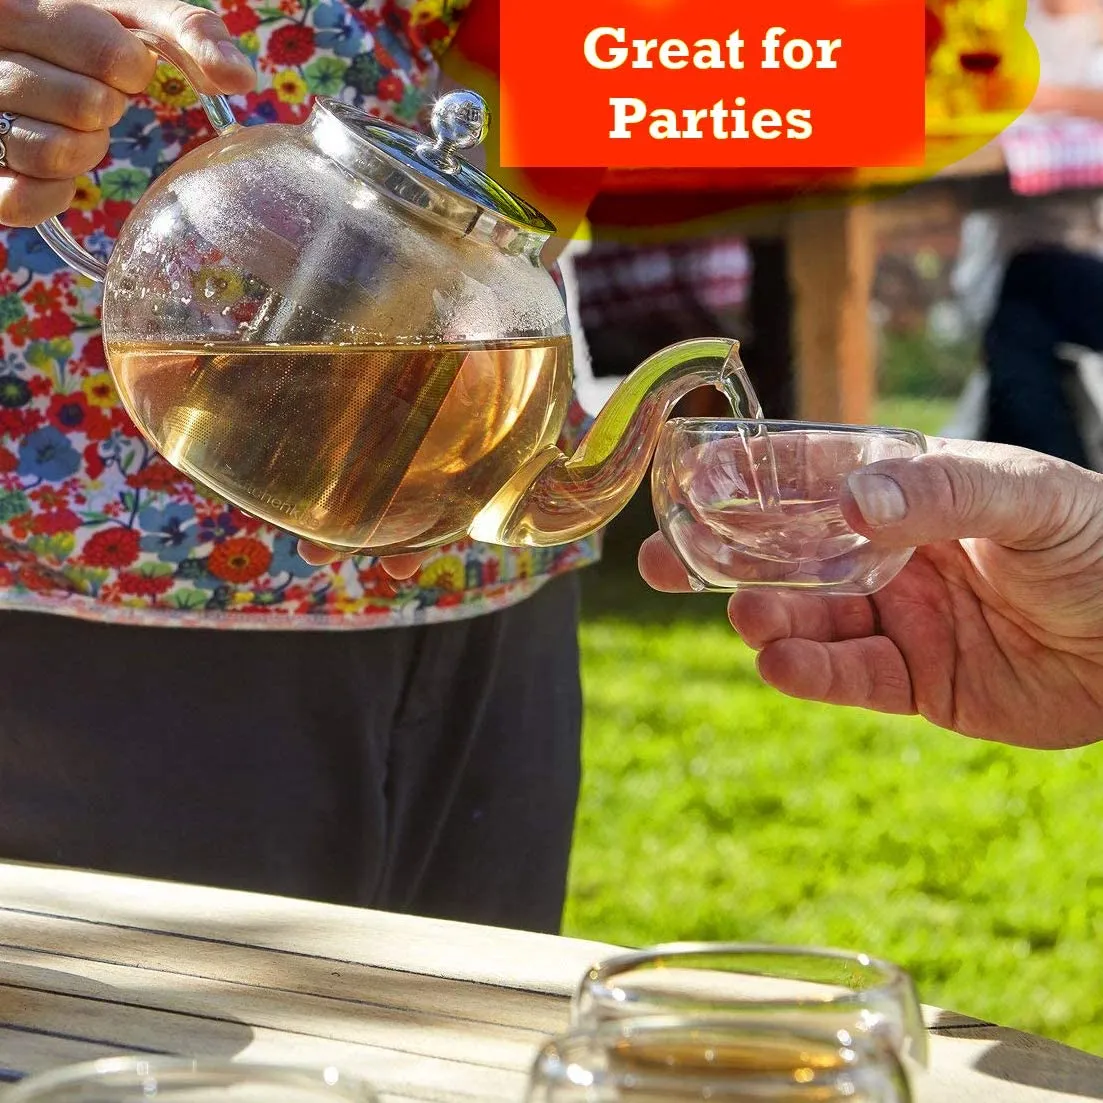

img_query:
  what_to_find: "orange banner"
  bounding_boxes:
[500,0,927,170]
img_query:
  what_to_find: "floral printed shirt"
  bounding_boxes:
[0,0,601,630]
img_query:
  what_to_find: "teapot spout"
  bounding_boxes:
[470,337,739,547]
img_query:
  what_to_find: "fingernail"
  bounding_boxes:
[847,473,907,526]
[218,40,254,70]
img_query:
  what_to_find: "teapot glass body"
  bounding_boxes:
[97,100,571,553]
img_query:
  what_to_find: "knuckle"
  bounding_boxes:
[86,31,141,88]
[169,4,228,40]
[39,128,96,177]
[0,48,22,96]
[69,79,121,130]
[943,464,974,518]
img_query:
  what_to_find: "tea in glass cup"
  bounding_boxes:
[652,420,927,595]
[526,1017,913,1103]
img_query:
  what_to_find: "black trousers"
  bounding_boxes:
[0,573,582,934]
[984,247,1100,468]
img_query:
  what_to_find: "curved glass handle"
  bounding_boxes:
[35,28,241,282]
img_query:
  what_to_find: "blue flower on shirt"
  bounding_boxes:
[197,510,240,544]
[109,108,165,169]
[247,98,282,124]
[139,502,200,562]
[85,230,115,261]
[18,427,81,482]
[269,532,323,579]
[374,24,415,71]
[6,229,66,276]
[314,1,367,57]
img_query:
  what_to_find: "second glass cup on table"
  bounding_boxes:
[569,943,929,1072]
[652,420,927,596]
[527,1017,913,1103]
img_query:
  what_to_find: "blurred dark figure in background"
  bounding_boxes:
[953,0,1103,467]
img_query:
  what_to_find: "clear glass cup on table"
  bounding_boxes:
[652,420,927,596]
[570,944,929,1071]
[1,1057,380,1103]
[526,1016,913,1103]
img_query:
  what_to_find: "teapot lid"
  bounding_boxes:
[311,90,557,239]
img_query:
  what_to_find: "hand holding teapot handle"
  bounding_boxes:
[0,0,255,237]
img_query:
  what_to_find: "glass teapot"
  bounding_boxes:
[37,34,735,556]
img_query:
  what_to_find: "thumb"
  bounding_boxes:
[106,0,256,95]
[841,438,1102,551]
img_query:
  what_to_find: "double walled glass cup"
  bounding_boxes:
[571,943,929,1071]
[1,1058,380,1103]
[526,1017,914,1103]
[652,420,927,595]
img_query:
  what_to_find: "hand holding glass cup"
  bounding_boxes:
[570,943,929,1072]
[526,1017,913,1103]
[652,420,927,595]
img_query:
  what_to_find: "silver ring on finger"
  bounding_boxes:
[0,113,15,170]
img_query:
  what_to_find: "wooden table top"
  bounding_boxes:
[0,862,1100,1103]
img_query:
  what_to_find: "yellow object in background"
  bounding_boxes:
[925,0,1039,133]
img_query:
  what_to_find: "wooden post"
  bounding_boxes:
[786,203,877,424]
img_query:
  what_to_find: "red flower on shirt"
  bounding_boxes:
[80,336,107,370]
[268,24,316,64]
[0,447,17,474]
[83,442,105,480]
[223,3,261,35]
[6,317,33,347]
[31,311,78,341]
[128,460,187,493]
[117,570,175,597]
[376,74,404,101]
[17,563,68,593]
[208,536,272,582]
[0,408,44,437]
[82,526,141,568]
[27,284,64,314]
[31,509,82,535]
[47,392,111,441]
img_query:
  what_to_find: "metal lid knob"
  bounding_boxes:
[416,90,489,173]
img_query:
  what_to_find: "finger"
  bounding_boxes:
[0,53,127,131]
[296,540,350,566]
[106,0,256,95]
[727,590,878,651]
[293,543,428,580]
[842,437,1103,553]
[0,116,108,180]
[757,637,916,715]
[0,170,75,226]
[380,553,428,580]
[638,532,693,592]
[0,1,156,94]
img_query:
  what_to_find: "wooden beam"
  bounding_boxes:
[786,203,878,424]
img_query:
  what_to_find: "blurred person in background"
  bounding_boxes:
[953,0,1103,467]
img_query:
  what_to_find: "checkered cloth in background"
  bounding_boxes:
[999,114,1103,196]
[573,236,751,333]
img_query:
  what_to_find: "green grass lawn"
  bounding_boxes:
[563,402,1103,1055]
[873,396,956,437]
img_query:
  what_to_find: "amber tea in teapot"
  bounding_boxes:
[112,335,572,552]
